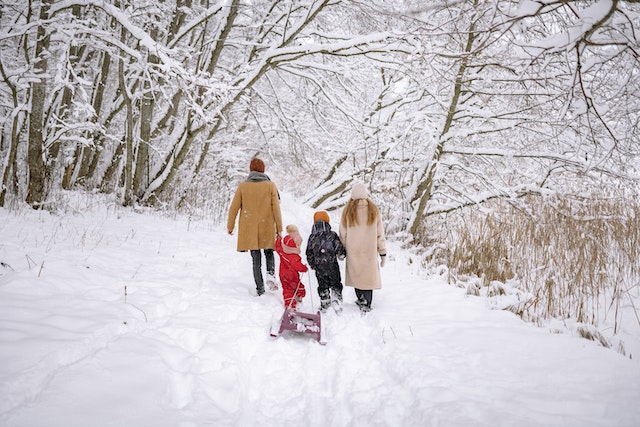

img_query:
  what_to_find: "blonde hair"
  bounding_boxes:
[341,198,380,227]
[286,224,298,233]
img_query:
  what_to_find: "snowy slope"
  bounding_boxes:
[0,194,639,427]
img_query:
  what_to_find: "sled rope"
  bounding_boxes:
[306,270,316,310]
[279,254,313,309]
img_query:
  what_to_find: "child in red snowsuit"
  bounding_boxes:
[275,225,308,309]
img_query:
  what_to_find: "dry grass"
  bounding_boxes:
[426,194,640,335]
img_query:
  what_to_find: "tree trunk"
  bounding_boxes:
[408,17,477,238]
[118,26,134,206]
[26,0,52,208]
[0,54,22,206]
[133,38,158,199]
[0,115,21,207]
[48,5,83,178]
[63,47,112,189]
[99,137,125,193]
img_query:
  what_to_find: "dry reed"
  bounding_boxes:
[426,194,640,336]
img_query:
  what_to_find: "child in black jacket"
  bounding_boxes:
[305,211,346,311]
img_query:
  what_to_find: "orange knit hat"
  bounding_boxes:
[313,211,330,223]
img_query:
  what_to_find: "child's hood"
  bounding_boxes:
[311,220,332,234]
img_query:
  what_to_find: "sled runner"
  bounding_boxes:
[270,307,327,345]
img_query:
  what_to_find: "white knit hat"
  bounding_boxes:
[350,182,368,199]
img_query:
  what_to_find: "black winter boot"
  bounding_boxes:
[320,299,331,312]
[355,289,372,313]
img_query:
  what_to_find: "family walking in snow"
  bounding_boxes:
[227,157,386,314]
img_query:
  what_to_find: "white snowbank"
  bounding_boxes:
[0,195,638,427]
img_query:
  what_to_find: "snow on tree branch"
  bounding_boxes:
[50,0,187,76]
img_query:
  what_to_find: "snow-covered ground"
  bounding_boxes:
[1,193,639,427]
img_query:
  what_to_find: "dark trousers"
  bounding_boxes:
[315,262,343,303]
[355,288,373,309]
[251,249,274,290]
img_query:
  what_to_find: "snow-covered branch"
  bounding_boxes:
[444,147,640,181]
[50,0,186,76]
[426,184,553,216]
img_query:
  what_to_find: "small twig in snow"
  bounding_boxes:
[25,254,35,269]
[124,285,148,322]
[131,265,142,279]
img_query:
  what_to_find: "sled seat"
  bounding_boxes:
[270,307,326,344]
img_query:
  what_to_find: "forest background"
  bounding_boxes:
[1,0,639,351]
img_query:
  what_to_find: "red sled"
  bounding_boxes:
[270,307,327,345]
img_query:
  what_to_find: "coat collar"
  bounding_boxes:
[246,171,271,182]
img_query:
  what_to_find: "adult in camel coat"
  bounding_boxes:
[227,158,283,296]
[339,182,387,313]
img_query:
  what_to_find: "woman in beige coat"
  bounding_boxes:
[339,182,387,313]
[227,158,283,296]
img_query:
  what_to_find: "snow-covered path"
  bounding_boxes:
[1,199,639,427]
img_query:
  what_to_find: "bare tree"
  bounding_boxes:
[0,0,637,218]
[0,46,22,206]
[300,0,639,241]
[25,0,53,207]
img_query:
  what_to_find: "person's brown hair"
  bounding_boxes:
[250,158,265,172]
[341,198,379,227]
